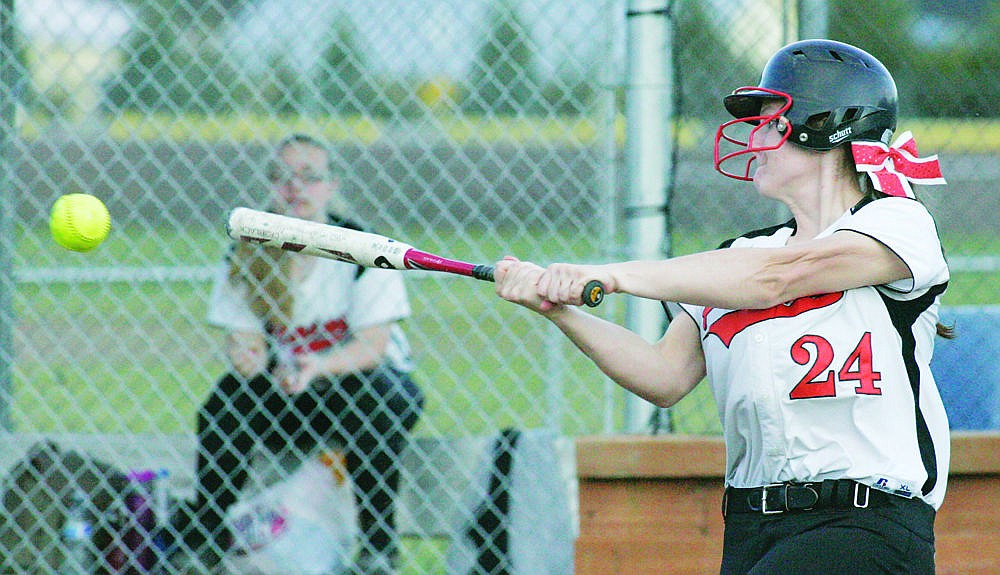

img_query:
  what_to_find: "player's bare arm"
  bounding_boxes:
[496,258,705,406]
[532,303,705,407]
[538,231,909,310]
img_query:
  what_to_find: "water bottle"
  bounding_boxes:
[60,487,94,575]
[114,468,170,571]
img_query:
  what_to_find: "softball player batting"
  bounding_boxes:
[495,39,950,574]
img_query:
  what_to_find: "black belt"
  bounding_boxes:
[723,479,900,517]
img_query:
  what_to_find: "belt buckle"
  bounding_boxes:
[761,483,785,515]
[799,482,817,511]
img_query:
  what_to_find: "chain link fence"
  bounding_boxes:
[1,0,997,573]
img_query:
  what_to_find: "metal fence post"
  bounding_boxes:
[0,0,17,430]
[622,0,673,433]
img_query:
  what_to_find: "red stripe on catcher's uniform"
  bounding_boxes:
[272,318,350,355]
[704,292,844,348]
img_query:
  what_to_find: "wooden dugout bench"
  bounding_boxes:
[575,432,1000,575]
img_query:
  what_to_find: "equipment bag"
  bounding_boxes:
[0,440,161,574]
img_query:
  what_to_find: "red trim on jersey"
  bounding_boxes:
[704,292,844,348]
[271,318,350,355]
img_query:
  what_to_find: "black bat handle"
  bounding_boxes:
[478,265,604,308]
[473,264,495,281]
[581,280,605,307]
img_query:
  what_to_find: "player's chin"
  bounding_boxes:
[751,169,778,197]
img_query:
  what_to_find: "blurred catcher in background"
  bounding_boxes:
[174,134,424,575]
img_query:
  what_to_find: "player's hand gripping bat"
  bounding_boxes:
[226,207,605,307]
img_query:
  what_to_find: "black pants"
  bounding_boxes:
[720,495,936,574]
[194,365,424,555]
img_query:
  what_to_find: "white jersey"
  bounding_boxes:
[207,235,414,374]
[679,197,951,509]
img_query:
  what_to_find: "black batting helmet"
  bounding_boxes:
[715,39,898,180]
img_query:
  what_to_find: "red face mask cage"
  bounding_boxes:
[714,87,794,181]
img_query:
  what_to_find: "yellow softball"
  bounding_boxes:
[49,194,111,252]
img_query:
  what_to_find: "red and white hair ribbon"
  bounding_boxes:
[851,131,946,199]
